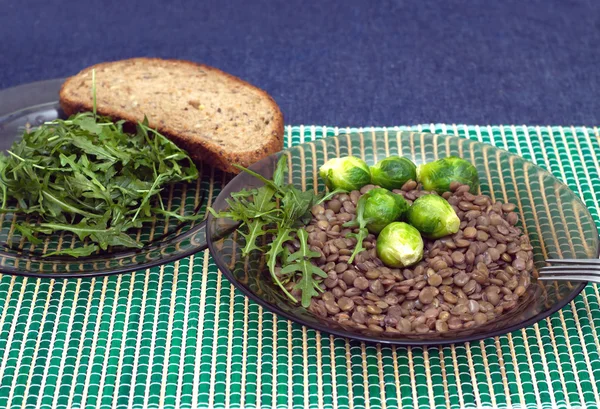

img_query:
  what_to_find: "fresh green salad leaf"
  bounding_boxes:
[266,227,296,301]
[280,230,327,307]
[240,218,272,255]
[44,245,99,258]
[272,155,288,187]
[344,194,369,263]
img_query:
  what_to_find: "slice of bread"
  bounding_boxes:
[59,58,284,173]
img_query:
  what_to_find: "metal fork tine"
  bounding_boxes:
[540,266,600,273]
[545,259,600,266]
[538,274,599,284]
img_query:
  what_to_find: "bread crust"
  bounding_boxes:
[59,58,284,174]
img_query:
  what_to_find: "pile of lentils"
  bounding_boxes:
[296,181,533,335]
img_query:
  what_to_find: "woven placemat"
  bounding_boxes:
[0,124,599,409]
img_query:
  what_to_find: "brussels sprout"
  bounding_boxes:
[319,156,371,191]
[376,222,424,268]
[416,156,480,193]
[406,194,460,239]
[362,188,410,233]
[369,156,417,190]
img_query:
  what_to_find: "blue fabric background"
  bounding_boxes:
[1,0,599,126]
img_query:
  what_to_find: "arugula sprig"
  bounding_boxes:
[265,227,296,301]
[279,230,327,307]
[210,157,311,255]
[344,195,370,263]
[210,156,334,306]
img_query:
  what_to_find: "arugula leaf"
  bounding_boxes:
[41,190,98,219]
[231,188,257,199]
[233,164,280,191]
[14,223,42,245]
[240,218,270,256]
[30,220,144,250]
[73,116,103,135]
[316,187,347,205]
[279,230,327,307]
[44,245,99,258]
[153,207,207,222]
[280,187,316,226]
[253,185,276,213]
[69,135,119,161]
[266,227,297,302]
[272,155,288,187]
[346,195,369,263]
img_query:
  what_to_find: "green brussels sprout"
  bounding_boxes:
[362,188,410,233]
[369,156,417,190]
[376,222,424,268]
[406,194,460,239]
[319,156,371,191]
[416,156,480,193]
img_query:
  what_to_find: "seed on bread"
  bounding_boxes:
[59,58,284,173]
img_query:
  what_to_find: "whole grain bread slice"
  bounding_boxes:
[59,58,284,173]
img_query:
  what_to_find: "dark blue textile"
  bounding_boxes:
[1,0,599,126]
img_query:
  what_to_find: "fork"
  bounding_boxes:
[538,259,600,284]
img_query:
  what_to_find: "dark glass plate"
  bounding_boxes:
[206,130,598,345]
[0,79,210,277]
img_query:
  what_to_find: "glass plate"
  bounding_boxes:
[0,79,210,277]
[206,130,598,345]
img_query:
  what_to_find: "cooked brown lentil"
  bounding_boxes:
[298,182,533,335]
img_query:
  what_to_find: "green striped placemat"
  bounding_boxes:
[0,124,599,409]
